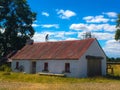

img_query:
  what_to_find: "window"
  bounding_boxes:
[32,61,36,68]
[65,63,70,73]
[44,62,48,71]
[16,62,19,69]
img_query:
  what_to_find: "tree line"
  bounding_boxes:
[107,57,120,62]
[0,0,36,63]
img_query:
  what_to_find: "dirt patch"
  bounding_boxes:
[0,81,120,90]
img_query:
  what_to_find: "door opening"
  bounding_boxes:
[31,61,36,73]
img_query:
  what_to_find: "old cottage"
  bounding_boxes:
[11,38,106,78]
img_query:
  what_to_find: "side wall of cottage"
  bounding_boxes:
[11,59,87,78]
[36,59,86,78]
[11,60,31,73]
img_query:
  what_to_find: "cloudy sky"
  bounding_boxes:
[27,0,120,58]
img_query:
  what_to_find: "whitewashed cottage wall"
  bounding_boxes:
[36,60,84,78]
[11,60,31,73]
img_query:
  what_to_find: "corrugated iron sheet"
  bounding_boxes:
[11,38,95,60]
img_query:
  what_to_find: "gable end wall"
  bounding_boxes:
[81,39,106,76]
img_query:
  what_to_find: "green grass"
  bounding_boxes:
[107,64,120,76]
[0,73,120,90]
[0,71,119,84]
[0,64,120,90]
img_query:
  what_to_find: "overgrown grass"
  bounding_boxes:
[0,65,120,84]
[0,64,120,90]
[0,71,120,84]
[0,73,120,90]
[107,64,120,76]
[112,65,120,76]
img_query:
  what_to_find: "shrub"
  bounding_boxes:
[0,64,11,72]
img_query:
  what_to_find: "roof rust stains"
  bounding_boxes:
[11,38,95,60]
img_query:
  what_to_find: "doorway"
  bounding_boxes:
[87,59,101,77]
[31,61,36,74]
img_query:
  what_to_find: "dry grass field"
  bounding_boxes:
[0,81,120,90]
[0,64,120,90]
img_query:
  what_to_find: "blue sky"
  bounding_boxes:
[27,0,120,58]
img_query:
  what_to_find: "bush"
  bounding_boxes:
[0,64,11,72]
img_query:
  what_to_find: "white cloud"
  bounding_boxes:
[66,38,78,40]
[41,12,49,17]
[32,32,46,42]
[93,32,114,40]
[53,31,77,39]
[41,24,59,29]
[32,32,54,42]
[70,23,116,32]
[83,15,109,23]
[57,9,76,19]
[54,32,66,39]
[77,32,114,40]
[70,23,88,31]
[32,24,40,27]
[32,32,61,42]
[102,24,116,32]
[32,31,78,42]
[103,12,117,18]
[65,31,77,35]
[103,40,120,57]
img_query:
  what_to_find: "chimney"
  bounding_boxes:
[26,39,34,45]
[82,32,93,39]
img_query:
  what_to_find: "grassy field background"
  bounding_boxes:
[0,64,120,90]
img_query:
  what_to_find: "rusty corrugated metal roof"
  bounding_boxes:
[11,38,95,60]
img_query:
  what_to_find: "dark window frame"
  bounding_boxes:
[65,63,70,73]
[44,62,48,71]
[16,62,19,69]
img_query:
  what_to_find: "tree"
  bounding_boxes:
[115,14,120,41]
[0,0,36,57]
